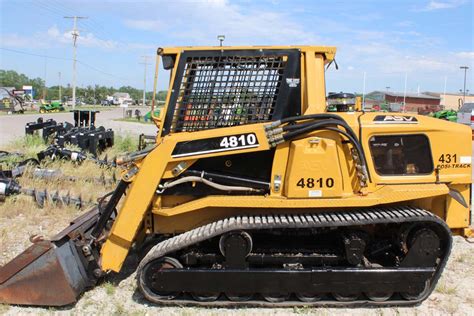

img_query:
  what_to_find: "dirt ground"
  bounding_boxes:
[1,130,474,315]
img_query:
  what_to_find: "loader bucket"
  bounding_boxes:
[0,208,99,306]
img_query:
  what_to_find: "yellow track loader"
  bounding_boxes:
[1,45,472,307]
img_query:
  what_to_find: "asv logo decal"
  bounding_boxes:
[286,78,300,87]
[373,115,418,124]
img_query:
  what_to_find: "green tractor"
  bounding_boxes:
[39,100,65,113]
[143,109,161,122]
[430,109,457,122]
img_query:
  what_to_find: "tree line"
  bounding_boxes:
[0,69,167,103]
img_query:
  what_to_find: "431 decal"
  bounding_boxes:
[438,153,456,163]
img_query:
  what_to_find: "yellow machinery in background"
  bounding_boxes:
[0,46,472,307]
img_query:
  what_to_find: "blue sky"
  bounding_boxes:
[0,0,472,94]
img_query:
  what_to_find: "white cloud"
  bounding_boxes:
[1,33,48,48]
[122,1,321,45]
[420,0,467,11]
[123,19,163,31]
[1,25,154,52]
[396,20,414,27]
[455,51,474,59]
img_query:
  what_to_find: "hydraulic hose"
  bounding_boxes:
[279,113,345,125]
[274,119,371,183]
[158,176,260,193]
[282,120,351,141]
[322,127,371,183]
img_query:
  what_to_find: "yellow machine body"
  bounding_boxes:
[99,46,472,272]
[1,45,471,308]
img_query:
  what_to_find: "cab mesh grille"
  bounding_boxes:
[171,55,287,132]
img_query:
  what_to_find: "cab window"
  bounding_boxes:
[369,135,433,175]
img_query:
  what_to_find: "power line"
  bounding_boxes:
[76,60,129,81]
[47,0,115,41]
[0,47,70,60]
[0,47,129,82]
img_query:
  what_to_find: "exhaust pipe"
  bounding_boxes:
[0,180,128,306]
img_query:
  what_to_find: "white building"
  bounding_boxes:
[112,92,133,106]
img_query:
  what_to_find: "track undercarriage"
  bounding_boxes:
[137,207,451,307]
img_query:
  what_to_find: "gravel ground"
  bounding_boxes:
[0,106,157,146]
[1,236,473,316]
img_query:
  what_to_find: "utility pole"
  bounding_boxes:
[403,72,407,112]
[58,72,62,102]
[460,66,469,105]
[64,16,87,109]
[362,72,366,111]
[43,57,47,100]
[139,56,152,106]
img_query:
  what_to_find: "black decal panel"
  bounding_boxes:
[172,133,259,158]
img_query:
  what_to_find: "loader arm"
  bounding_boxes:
[101,123,271,271]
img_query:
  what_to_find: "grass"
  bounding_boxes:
[0,303,10,313]
[112,133,140,154]
[0,105,115,116]
[114,117,155,125]
[435,281,458,295]
[0,134,122,266]
[2,134,48,163]
[2,131,140,162]
[103,282,116,296]
[454,252,471,263]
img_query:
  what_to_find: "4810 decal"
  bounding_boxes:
[296,177,335,188]
[172,133,259,158]
[219,133,257,148]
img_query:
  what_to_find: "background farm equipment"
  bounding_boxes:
[25,111,114,156]
[39,100,65,113]
[430,109,458,122]
[0,87,26,113]
[0,177,90,208]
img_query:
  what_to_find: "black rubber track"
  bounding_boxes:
[137,206,452,307]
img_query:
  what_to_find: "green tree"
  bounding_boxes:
[1,69,168,103]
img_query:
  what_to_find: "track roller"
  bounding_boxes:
[225,293,253,302]
[262,293,290,303]
[295,293,322,302]
[191,293,220,302]
[332,292,359,302]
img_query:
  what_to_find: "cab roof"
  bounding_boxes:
[159,45,336,62]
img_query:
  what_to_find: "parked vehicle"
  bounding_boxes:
[456,102,474,128]
[39,100,65,113]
